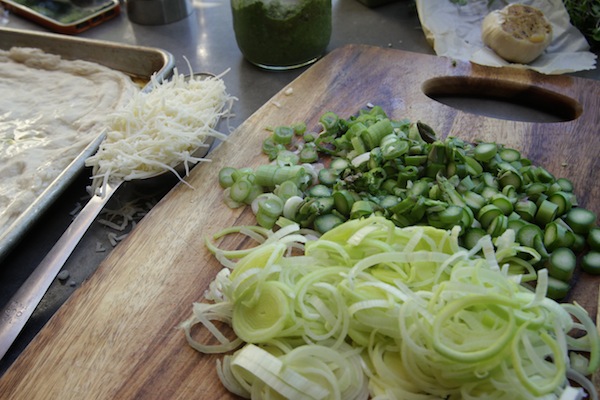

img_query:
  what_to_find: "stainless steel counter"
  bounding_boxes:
[0,0,598,376]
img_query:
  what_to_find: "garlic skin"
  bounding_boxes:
[481,3,553,64]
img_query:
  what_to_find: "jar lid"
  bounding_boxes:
[127,0,193,25]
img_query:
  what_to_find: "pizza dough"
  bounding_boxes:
[0,47,138,235]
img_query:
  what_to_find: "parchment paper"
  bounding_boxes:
[416,0,597,74]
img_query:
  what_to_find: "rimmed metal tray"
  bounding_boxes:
[0,27,175,262]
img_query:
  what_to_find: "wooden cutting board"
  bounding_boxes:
[1,44,599,399]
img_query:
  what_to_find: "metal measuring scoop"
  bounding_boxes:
[0,73,223,360]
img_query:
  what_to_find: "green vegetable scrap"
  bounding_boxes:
[181,216,600,399]
[218,106,599,299]
[563,0,600,48]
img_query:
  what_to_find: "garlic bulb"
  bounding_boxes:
[481,3,553,64]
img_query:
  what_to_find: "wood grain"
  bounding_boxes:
[0,44,598,399]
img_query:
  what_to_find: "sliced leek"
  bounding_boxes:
[181,216,600,399]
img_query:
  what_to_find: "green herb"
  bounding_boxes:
[563,0,600,47]
[218,106,598,299]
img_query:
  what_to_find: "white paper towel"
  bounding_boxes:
[416,0,597,74]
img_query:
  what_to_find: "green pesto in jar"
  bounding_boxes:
[231,0,332,69]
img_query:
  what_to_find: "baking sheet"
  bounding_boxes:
[0,27,175,262]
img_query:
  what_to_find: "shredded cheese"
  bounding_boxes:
[95,242,106,252]
[85,70,236,194]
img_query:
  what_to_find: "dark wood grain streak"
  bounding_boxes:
[0,45,598,399]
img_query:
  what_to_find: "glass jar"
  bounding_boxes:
[231,0,332,70]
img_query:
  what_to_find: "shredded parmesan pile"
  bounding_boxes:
[85,71,235,194]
